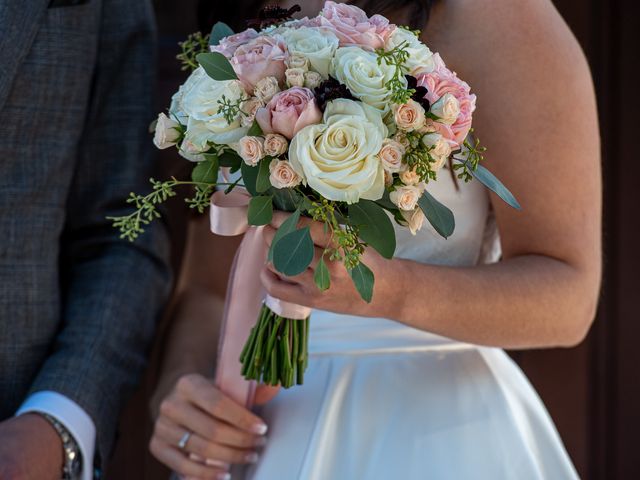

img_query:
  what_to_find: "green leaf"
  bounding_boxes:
[191,158,218,184]
[349,262,375,303]
[272,188,303,212]
[348,200,396,259]
[240,160,259,196]
[219,150,242,169]
[418,190,455,239]
[472,164,521,210]
[268,209,301,262]
[196,52,237,81]
[273,227,314,276]
[256,158,272,193]
[247,119,264,137]
[247,196,273,226]
[209,22,234,46]
[314,256,331,291]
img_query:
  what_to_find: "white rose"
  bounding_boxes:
[181,68,249,145]
[282,27,339,77]
[430,93,460,125]
[179,120,213,162]
[264,133,288,157]
[286,54,309,71]
[401,208,425,235]
[289,99,388,203]
[238,136,265,166]
[253,76,281,103]
[384,27,435,75]
[240,97,264,127]
[304,71,323,90]
[331,46,402,114]
[285,68,306,88]
[393,99,426,132]
[153,113,181,149]
[378,138,405,173]
[169,66,209,123]
[422,132,451,170]
[390,184,422,210]
[269,159,302,189]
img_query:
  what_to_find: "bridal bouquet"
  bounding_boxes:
[110,2,518,390]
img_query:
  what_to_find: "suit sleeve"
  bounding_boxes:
[28,0,173,467]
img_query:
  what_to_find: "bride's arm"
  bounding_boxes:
[261,0,601,349]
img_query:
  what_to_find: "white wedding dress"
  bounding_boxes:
[240,166,579,479]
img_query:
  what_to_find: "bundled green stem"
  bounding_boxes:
[240,304,309,388]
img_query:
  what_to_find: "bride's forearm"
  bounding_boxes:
[384,254,598,349]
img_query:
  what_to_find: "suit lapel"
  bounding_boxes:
[0,0,51,110]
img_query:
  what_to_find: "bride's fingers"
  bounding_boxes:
[260,266,305,303]
[149,437,224,480]
[155,418,259,465]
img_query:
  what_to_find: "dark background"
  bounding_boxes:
[107,1,640,478]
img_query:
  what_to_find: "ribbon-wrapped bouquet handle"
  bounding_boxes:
[210,190,311,406]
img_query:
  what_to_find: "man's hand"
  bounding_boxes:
[0,414,63,480]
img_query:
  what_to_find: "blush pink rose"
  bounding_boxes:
[416,54,477,146]
[210,28,259,58]
[255,87,322,140]
[318,1,396,50]
[231,35,288,91]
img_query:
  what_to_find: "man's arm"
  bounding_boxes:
[26,0,172,471]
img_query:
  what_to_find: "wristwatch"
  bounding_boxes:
[37,412,83,480]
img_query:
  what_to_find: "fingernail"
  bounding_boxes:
[217,474,231,480]
[252,423,268,435]
[254,436,268,447]
[205,458,229,468]
[246,452,259,463]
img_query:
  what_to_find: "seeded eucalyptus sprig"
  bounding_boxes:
[452,129,487,182]
[177,32,211,71]
[218,94,246,125]
[375,41,415,104]
[403,130,438,183]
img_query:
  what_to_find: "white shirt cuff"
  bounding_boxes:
[17,391,96,480]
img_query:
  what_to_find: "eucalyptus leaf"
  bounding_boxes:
[247,119,264,137]
[273,227,314,277]
[268,209,301,262]
[418,190,455,239]
[247,195,273,226]
[349,262,374,303]
[256,158,273,193]
[191,158,218,184]
[314,257,331,291]
[272,188,303,212]
[472,164,521,210]
[219,150,242,169]
[196,52,238,81]
[348,200,396,259]
[240,160,259,196]
[209,22,234,46]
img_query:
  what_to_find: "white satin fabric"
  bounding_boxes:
[240,168,579,479]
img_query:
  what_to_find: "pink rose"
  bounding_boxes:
[231,35,288,91]
[255,87,322,140]
[318,1,396,50]
[211,28,259,58]
[416,54,476,145]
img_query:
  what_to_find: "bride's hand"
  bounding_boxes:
[150,373,269,479]
[260,214,401,318]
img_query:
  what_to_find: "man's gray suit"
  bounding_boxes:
[0,0,172,468]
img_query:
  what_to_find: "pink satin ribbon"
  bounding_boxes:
[210,189,311,407]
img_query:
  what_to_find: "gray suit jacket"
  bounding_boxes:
[0,0,172,468]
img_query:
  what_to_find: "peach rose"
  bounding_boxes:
[210,28,259,58]
[256,87,322,140]
[401,208,425,235]
[264,133,288,157]
[393,99,426,132]
[416,54,476,145]
[378,138,405,173]
[399,168,421,186]
[269,160,302,189]
[304,71,323,89]
[319,1,395,50]
[390,184,422,211]
[285,68,306,88]
[231,35,288,91]
[240,97,264,128]
[253,76,280,103]
[238,135,265,166]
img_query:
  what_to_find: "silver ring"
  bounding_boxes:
[178,431,192,450]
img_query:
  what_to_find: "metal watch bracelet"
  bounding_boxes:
[37,412,83,480]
